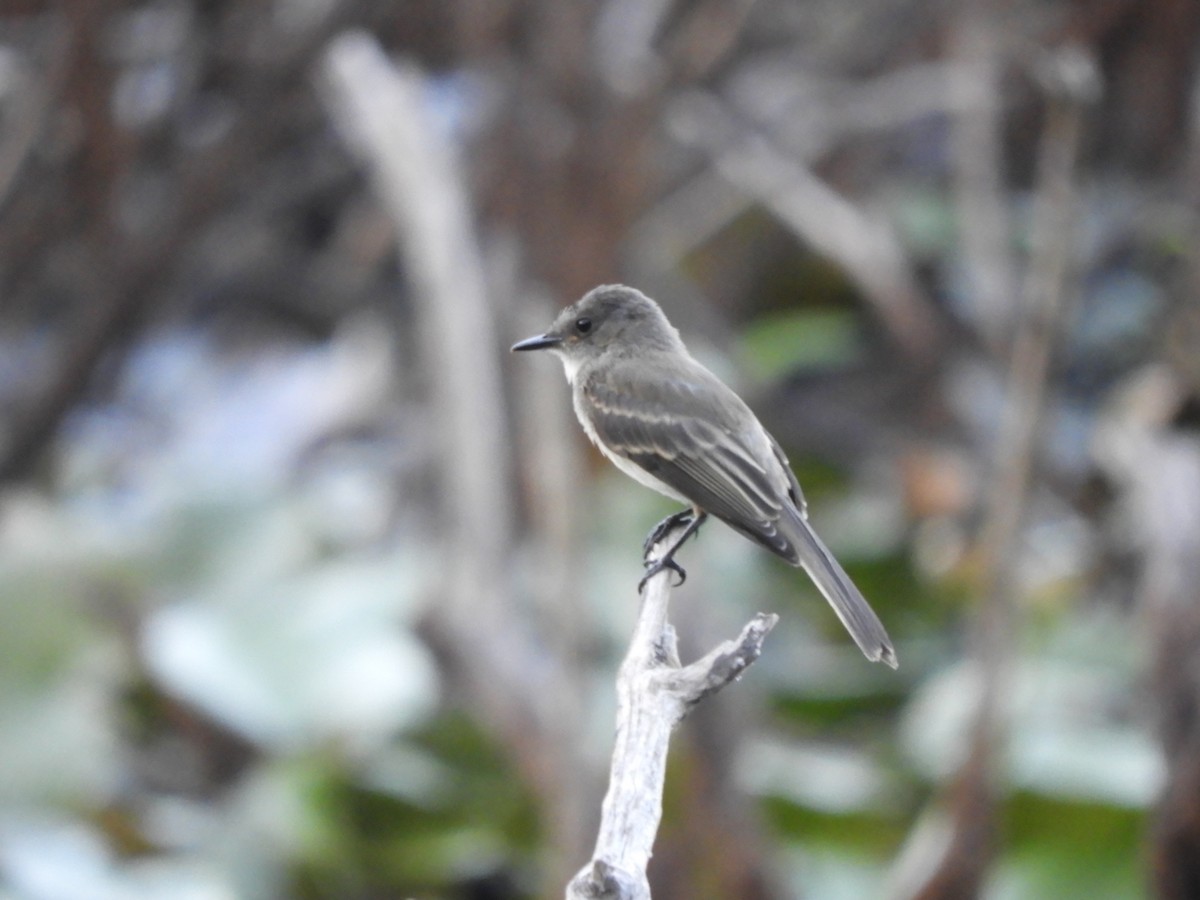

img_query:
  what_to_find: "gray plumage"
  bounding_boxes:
[512,284,896,668]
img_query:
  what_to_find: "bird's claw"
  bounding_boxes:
[638,556,687,593]
[637,509,708,593]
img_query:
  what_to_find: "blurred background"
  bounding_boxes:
[1,1,1198,898]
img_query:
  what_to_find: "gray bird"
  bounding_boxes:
[512,284,896,668]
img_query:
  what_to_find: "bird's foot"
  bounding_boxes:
[638,510,708,594]
[638,556,687,593]
[642,509,697,558]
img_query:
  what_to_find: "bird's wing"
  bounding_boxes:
[767,431,808,515]
[580,356,800,561]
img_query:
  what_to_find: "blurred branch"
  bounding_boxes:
[592,0,674,95]
[665,89,941,358]
[1108,49,1200,893]
[322,33,596,879]
[323,33,514,594]
[655,0,758,87]
[895,45,1099,900]
[0,0,366,483]
[1094,369,1200,898]
[567,524,778,900]
[950,3,1016,352]
[632,60,980,286]
[509,280,591,679]
[0,19,67,212]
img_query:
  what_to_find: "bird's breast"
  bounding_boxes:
[571,384,689,504]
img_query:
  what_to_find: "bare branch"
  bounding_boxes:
[566,523,778,900]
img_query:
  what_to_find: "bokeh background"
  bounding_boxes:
[1,1,1199,898]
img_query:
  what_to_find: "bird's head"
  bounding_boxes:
[511,285,682,378]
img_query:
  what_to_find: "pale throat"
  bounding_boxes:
[553,348,585,386]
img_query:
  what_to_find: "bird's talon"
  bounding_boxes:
[638,556,688,593]
[637,510,707,592]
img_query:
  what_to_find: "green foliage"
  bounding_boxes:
[1000,793,1145,900]
[738,309,865,381]
[289,715,539,897]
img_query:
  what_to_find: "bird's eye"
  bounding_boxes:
[575,317,592,334]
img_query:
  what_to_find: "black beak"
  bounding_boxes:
[511,333,563,352]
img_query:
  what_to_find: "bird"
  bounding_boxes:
[511,284,896,668]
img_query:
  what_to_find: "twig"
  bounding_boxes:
[566,522,778,900]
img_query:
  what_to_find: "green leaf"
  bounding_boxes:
[738,310,864,381]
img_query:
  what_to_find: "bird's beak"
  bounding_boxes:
[511,333,563,352]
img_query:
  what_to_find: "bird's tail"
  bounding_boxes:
[788,515,897,668]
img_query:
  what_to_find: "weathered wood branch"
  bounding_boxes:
[566,525,778,900]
